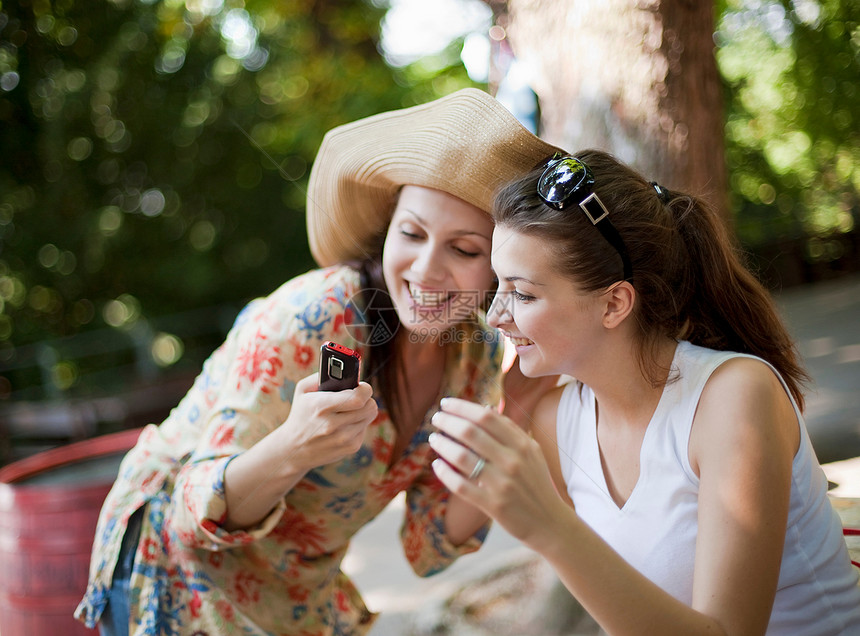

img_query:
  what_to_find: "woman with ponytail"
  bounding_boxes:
[429,150,860,635]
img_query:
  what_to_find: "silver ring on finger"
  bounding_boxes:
[469,456,486,481]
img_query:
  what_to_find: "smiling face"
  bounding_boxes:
[488,224,607,378]
[382,186,496,338]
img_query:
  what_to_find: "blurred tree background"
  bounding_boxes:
[0,0,478,414]
[0,0,857,431]
[718,0,859,281]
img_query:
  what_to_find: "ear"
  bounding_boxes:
[602,281,635,329]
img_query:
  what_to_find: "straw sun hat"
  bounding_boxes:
[306,88,561,267]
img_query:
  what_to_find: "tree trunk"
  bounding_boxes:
[502,0,729,223]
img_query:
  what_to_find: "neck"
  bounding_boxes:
[589,337,677,427]
[388,329,448,445]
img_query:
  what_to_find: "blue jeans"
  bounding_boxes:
[99,508,143,636]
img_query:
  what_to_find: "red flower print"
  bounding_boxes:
[271,508,328,553]
[403,521,424,563]
[400,456,421,473]
[209,552,223,568]
[189,589,202,618]
[177,528,197,547]
[333,305,354,335]
[371,468,411,501]
[287,584,310,602]
[235,329,283,392]
[141,537,159,562]
[211,423,235,448]
[335,589,350,612]
[293,344,313,369]
[233,570,263,605]
[372,436,392,462]
[201,519,219,535]
[216,599,234,622]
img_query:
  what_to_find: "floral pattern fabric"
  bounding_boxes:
[75,265,504,636]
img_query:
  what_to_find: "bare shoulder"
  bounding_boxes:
[698,356,795,420]
[690,356,799,476]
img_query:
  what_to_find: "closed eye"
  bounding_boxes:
[512,290,535,302]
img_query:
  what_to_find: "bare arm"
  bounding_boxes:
[687,357,798,634]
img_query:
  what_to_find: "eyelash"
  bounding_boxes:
[400,231,481,258]
[511,290,535,303]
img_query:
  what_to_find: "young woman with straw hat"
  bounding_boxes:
[75,89,560,636]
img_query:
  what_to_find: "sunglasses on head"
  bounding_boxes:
[537,155,633,281]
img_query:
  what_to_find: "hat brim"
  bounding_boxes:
[306,88,561,267]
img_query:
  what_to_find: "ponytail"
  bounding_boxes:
[668,192,809,410]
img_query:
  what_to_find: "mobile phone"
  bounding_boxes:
[319,341,361,391]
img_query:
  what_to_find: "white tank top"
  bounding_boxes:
[556,341,860,635]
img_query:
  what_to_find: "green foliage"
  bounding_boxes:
[0,0,482,400]
[718,0,859,247]
[1,0,358,344]
[0,1,403,339]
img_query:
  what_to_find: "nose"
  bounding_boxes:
[487,291,512,329]
[411,242,445,282]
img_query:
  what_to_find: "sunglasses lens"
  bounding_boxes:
[538,157,591,209]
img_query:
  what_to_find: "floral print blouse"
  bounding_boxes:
[75,265,504,636]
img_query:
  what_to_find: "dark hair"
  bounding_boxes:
[353,249,407,435]
[492,149,809,410]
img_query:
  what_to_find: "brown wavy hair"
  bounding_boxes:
[492,149,809,410]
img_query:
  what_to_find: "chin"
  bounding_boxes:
[401,317,458,340]
[516,357,538,377]
[518,356,556,379]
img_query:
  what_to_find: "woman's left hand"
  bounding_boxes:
[429,397,570,549]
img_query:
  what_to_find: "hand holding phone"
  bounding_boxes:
[319,341,361,391]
